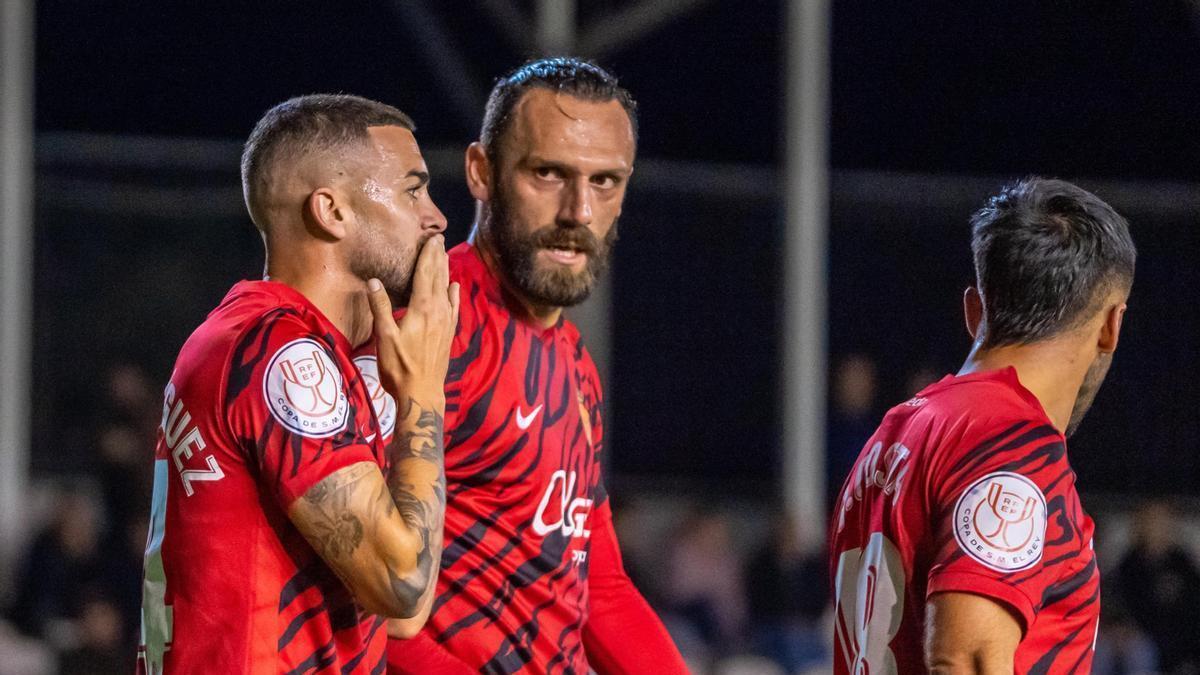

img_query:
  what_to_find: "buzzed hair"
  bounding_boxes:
[240,94,415,230]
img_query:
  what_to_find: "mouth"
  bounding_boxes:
[539,245,588,267]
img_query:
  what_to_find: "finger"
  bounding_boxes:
[431,237,450,297]
[366,278,397,338]
[448,281,461,336]
[413,235,444,293]
[424,234,448,298]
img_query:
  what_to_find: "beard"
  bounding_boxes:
[486,178,618,308]
[1065,352,1113,438]
[348,217,422,306]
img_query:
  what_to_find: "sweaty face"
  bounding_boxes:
[347,126,446,305]
[1066,351,1112,438]
[484,89,634,308]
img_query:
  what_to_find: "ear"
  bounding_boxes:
[305,187,349,240]
[1098,300,1126,354]
[963,286,984,341]
[465,142,492,203]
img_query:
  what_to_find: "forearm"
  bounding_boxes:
[381,396,447,620]
[288,397,446,619]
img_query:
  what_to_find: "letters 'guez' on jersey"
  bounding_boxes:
[829,368,1100,675]
[139,281,390,674]
[358,242,608,674]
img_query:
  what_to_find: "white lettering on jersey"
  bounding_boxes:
[161,382,224,496]
[837,441,911,533]
[834,532,904,674]
[532,470,593,538]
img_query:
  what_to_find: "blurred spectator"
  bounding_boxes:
[904,363,942,398]
[96,423,153,542]
[744,512,828,672]
[56,593,128,675]
[96,513,149,649]
[6,491,103,646]
[1092,595,1159,675]
[827,354,879,501]
[1114,500,1200,674]
[664,510,747,654]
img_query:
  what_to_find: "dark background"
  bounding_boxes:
[32,0,1200,494]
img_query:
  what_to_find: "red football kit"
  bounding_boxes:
[368,243,684,674]
[830,368,1100,674]
[138,280,391,674]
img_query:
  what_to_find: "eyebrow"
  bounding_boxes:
[406,170,430,186]
[525,157,631,177]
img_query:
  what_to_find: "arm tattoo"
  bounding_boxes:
[383,397,447,616]
[302,463,374,561]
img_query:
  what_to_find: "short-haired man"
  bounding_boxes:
[138,94,458,673]
[379,58,687,673]
[829,178,1136,673]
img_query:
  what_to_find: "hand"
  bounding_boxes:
[367,235,460,407]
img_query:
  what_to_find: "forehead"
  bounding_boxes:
[505,88,635,167]
[363,125,426,174]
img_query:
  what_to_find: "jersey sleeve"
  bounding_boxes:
[224,310,378,508]
[583,501,688,674]
[925,417,1070,631]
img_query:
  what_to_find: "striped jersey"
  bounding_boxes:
[830,367,1100,674]
[368,242,608,674]
[138,280,390,674]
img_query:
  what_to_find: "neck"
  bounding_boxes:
[958,337,1088,434]
[472,225,564,329]
[264,247,374,348]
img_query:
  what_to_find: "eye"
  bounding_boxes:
[534,166,564,181]
[591,174,619,189]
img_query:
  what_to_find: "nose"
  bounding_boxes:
[557,179,593,228]
[422,196,448,235]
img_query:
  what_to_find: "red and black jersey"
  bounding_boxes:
[138,280,390,674]
[367,243,608,674]
[829,368,1100,674]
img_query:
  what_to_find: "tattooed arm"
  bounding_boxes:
[289,236,458,622]
[287,396,446,620]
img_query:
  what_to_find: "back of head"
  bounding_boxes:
[241,94,415,231]
[971,177,1136,348]
[480,56,638,163]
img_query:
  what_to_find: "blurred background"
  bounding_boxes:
[2,1,1200,673]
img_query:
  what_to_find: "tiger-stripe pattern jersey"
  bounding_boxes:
[829,367,1100,674]
[138,280,390,674]
[364,243,607,674]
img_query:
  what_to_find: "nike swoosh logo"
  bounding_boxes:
[515,404,543,430]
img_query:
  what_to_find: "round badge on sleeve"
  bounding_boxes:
[353,355,397,439]
[953,471,1047,572]
[263,338,350,438]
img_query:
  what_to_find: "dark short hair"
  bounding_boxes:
[971,177,1136,347]
[480,57,638,162]
[241,94,414,229]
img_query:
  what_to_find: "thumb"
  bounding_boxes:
[366,278,397,337]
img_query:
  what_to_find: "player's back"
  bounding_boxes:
[140,281,389,674]
[830,368,1099,674]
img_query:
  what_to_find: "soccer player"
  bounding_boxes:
[377,58,687,674]
[829,178,1136,673]
[137,94,459,673]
